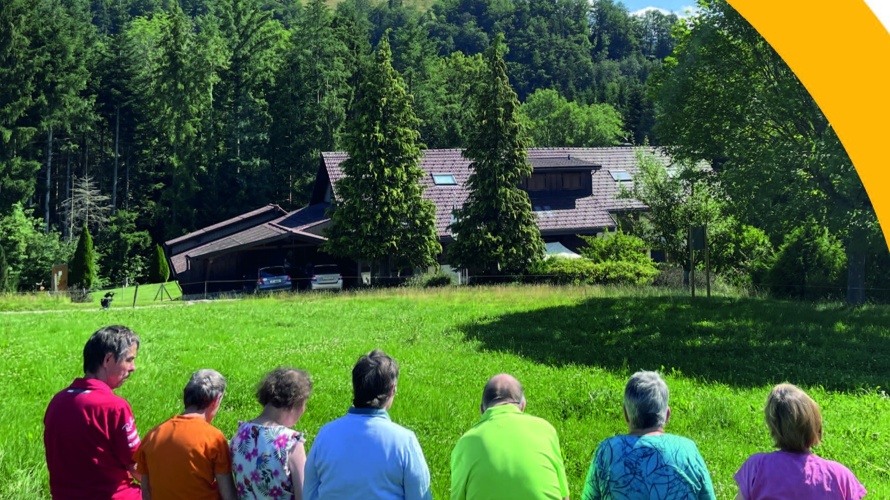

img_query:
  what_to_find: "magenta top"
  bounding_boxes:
[734,450,866,500]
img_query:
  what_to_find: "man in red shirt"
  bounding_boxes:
[44,325,142,499]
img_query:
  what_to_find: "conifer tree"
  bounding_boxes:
[447,34,544,276]
[69,223,99,290]
[148,243,169,283]
[324,33,440,279]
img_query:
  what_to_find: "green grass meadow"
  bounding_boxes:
[0,282,182,312]
[1,286,889,499]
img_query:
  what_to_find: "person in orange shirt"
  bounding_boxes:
[135,369,237,500]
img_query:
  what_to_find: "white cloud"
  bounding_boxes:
[631,5,700,18]
[676,4,701,17]
[632,6,671,16]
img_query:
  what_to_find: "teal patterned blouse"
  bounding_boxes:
[582,433,716,500]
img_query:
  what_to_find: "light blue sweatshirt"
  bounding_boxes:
[304,407,432,500]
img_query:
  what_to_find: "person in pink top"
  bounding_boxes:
[734,383,866,500]
[44,325,143,500]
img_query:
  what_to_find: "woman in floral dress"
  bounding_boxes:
[231,367,313,500]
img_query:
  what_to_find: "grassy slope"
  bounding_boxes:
[1,286,889,498]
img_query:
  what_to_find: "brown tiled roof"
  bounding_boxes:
[168,204,330,274]
[165,204,287,255]
[529,156,599,169]
[321,147,664,238]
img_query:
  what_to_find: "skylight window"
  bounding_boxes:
[610,170,632,182]
[432,174,457,185]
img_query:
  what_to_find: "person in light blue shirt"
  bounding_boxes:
[303,349,431,500]
[582,371,716,500]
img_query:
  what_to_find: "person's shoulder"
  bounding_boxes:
[381,418,420,441]
[517,411,558,429]
[661,433,705,451]
[313,415,349,440]
[596,434,632,448]
[197,418,228,441]
[811,454,861,479]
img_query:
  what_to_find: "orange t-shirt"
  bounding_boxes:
[134,415,232,500]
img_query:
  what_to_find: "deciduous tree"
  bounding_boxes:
[653,0,877,304]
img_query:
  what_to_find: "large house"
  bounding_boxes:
[167,147,666,293]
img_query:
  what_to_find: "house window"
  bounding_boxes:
[610,170,632,182]
[433,174,457,185]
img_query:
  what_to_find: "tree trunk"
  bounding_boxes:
[44,128,53,233]
[65,150,72,241]
[112,106,120,214]
[846,227,867,306]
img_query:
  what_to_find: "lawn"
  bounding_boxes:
[0,282,181,312]
[1,286,889,499]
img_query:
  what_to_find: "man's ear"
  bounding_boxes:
[665,406,671,425]
[518,399,527,412]
[623,406,629,424]
[102,352,115,368]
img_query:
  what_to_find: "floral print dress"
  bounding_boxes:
[230,421,304,499]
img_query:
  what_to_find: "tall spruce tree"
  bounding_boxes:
[69,222,99,290]
[324,34,440,279]
[447,34,544,276]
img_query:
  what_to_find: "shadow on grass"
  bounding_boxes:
[459,295,890,392]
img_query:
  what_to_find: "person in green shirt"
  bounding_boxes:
[450,374,570,500]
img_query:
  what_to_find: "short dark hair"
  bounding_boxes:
[256,367,313,409]
[183,369,227,410]
[352,349,399,409]
[83,325,140,374]
[765,383,822,452]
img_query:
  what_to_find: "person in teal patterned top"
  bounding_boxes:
[582,371,716,500]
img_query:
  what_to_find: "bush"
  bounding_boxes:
[579,230,653,266]
[405,271,455,288]
[708,223,774,288]
[0,203,73,291]
[527,257,658,286]
[765,224,846,300]
[69,224,99,290]
[148,243,170,283]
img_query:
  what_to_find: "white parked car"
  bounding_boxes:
[310,264,343,291]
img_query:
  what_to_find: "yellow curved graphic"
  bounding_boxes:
[726,0,890,249]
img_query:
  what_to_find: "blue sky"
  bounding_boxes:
[619,0,699,16]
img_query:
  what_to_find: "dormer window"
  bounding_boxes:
[610,170,632,182]
[433,174,457,185]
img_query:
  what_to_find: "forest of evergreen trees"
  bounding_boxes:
[1,0,885,303]
[1,0,674,288]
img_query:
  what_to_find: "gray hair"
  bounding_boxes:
[624,371,669,430]
[83,325,140,374]
[184,369,227,410]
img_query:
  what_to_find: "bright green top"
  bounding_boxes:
[450,404,569,500]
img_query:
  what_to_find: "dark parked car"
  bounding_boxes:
[255,266,292,293]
